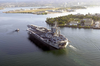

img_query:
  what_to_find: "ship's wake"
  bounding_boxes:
[68,44,79,51]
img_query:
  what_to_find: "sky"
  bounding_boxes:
[0,0,41,1]
[0,0,97,1]
[0,0,100,2]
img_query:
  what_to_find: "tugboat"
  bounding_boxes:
[27,22,69,49]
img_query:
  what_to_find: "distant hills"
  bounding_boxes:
[0,0,100,8]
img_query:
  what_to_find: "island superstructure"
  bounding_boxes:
[27,23,69,49]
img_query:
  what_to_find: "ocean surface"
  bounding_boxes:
[0,6,100,66]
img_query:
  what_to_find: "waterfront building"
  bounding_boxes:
[82,19,94,26]
[69,21,79,25]
[94,21,100,28]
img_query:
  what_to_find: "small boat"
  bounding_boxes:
[15,29,19,31]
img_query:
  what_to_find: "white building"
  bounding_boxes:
[69,21,79,25]
[83,18,94,26]
[95,21,100,28]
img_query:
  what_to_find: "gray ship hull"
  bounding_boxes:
[27,24,69,50]
[28,32,59,50]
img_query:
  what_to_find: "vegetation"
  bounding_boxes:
[37,12,47,15]
[3,8,59,13]
[46,14,100,26]
[46,14,75,25]
[3,6,86,14]
[78,26,83,28]
[84,26,90,28]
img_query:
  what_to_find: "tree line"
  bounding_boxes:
[46,14,100,26]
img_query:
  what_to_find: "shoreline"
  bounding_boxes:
[59,25,100,29]
[46,23,100,29]
[3,6,86,15]
[3,8,59,13]
[0,8,4,10]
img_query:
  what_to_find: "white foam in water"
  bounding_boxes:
[69,45,78,51]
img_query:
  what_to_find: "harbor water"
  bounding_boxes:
[0,7,100,66]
